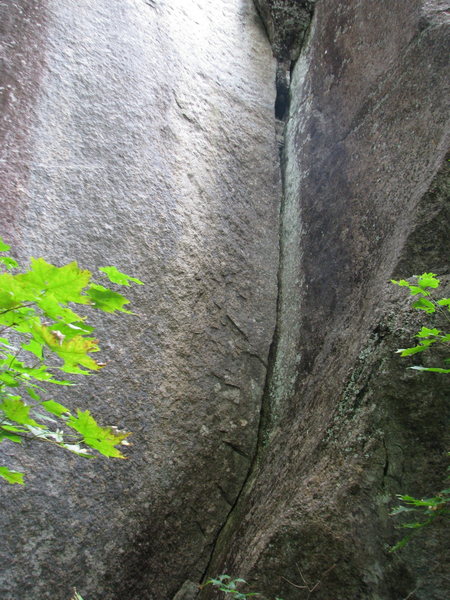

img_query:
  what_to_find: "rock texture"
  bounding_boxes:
[0,1,279,599]
[201,1,450,599]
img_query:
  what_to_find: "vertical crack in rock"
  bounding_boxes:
[199,2,316,590]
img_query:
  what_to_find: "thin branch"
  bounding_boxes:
[280,576,307,590]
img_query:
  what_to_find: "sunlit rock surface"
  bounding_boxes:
[0,1,279,598]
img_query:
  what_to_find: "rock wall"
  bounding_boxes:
[1,0,449,599]
[201,1,450,599]
[0,1,280,599]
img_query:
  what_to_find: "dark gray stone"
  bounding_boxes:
[172,580,200,600]
[201,1,450,599]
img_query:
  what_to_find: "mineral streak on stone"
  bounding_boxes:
[201,1,450,599]
[0,1,279,599]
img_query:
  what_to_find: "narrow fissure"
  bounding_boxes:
[198,2,316,588]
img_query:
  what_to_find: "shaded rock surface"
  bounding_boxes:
[0,1,279,599]
[201,1,450,599]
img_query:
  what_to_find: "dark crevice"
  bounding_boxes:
[198,4,316,591]
[275,60,291,121]
[216,484,234,507]
[382,438,390,489]
[222,440,250,460]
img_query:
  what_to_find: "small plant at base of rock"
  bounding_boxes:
[203,575,283,600]
[390,491,450,551]
[391,272,450,372]
[0,236,143,484]
[389,272,449,550]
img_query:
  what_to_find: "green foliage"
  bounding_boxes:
[390,273,449,549]
[390,490,450,551]
[0,237,143,484]
[391,273,450,372]
[203,575,283,600]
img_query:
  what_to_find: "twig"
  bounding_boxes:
[280,576,307,590]
[282,564,336,597]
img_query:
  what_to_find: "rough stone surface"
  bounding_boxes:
[201,1,450,599]
[254,0,315,62]
[0,1,279,599]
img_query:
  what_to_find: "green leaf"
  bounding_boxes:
[417,272,440,289]
[409,285,429,296]
[67,410,129,458]
[437,298,450,310]
[390,536,411,552]
[416,327,441,338]
[0,424,28,433]
[391,279,410,288]
[19,258,91,304]
[397,340,435,356]
[36,293,84,323]
[390,505,415,515]
[41,400,71,417]
[50,321,94,340]
[404,516,435,528]
[86,284,132,313]
[0,396,41,426]
[0,237,11,252]
[41,327,101,373]
[0,256,19,270]
[0,371,20,386]
[99,266,144,286]
[0,466,24,484]
[409,366,450,374]
[397,495,426,506]
[21,338,44,359]
[411,298,435,313]
[0,431,22,443]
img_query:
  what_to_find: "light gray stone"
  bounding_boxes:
[0,1,279,599]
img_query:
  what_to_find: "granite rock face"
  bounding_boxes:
[0,1,279,599]
[201,1,450,599]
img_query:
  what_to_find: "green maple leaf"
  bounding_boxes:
[35,292,84,323]
[412,298,435,313]
[0,466,24,484]
[417,272,440,289]
[437,298,450,310]
[0,430,22,443]
[41,327,101,374]
[67,410,129,458]
[86,284,132,313]
[99,266,144,286]
[0,237,11,252]
[21,338,44,360]
[415,327,441,338]
[0,256,19,270]
[19,258,91,304]
[0,396,40,427]
[0,370,20,386]
[41,400,71,417]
